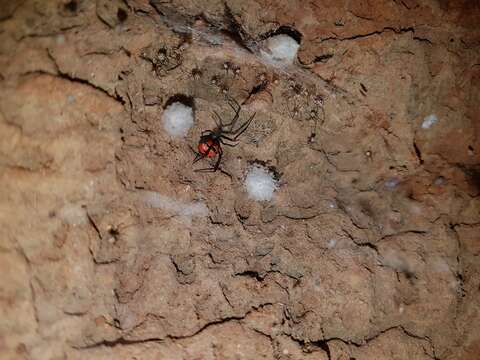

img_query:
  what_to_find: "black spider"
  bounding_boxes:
[192,97,255,172]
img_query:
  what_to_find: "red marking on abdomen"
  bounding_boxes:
[198,139,219,158]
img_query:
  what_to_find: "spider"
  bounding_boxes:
[192,97,255,172]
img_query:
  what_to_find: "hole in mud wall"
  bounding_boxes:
[463,166,480,193]
[117,8,128,22]
[164,94,195,110]
[247,159,282,181]
[262,25,303,44]
[64,0,78,12]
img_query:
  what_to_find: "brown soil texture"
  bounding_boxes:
[1,1,479,359]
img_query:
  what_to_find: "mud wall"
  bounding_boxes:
[0,1,479,359]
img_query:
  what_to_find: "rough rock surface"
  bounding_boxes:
[0,1,479,359]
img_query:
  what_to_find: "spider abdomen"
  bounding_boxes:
[198,138,220,158]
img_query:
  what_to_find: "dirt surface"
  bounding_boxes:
[1,1,479,359]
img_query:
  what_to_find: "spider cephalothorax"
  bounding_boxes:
[192,97,255,172]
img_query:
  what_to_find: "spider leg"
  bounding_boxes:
[194,147,231,176]
[219,138,239,147]
[194,146,223,172]
[212,111,223,128]
[219,134,239,141]
[195,167,217,172]
[220,112,239,129]
[190,145,206,164]
[229,112,255,140]
[213,146,223,171]
[192,140,220,166]
[225,95,241,114]
[219,112,255,136]
[201,129,214,136]
[221,97,241,128]
[191,142,216,163]
[193,153,204,164]
[195,167,231,177]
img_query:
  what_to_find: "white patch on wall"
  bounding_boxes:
[384,178,400,189]
[432,257,451,273]
[327,239,337,249]
[244,165,278,201]
[380,250,413,274]
[58,203,87,226]
[261,34,300,65]
[162,102,194,138]
[421,114,438,129]
[141,191,208,218]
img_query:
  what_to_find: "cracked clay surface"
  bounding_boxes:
[0,0,479,359]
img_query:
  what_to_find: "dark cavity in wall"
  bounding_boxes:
[261,25,303,44]
[64,0,78,12]
[117,7,128,22]
[247,159,282,181]
[164,94,195,110]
